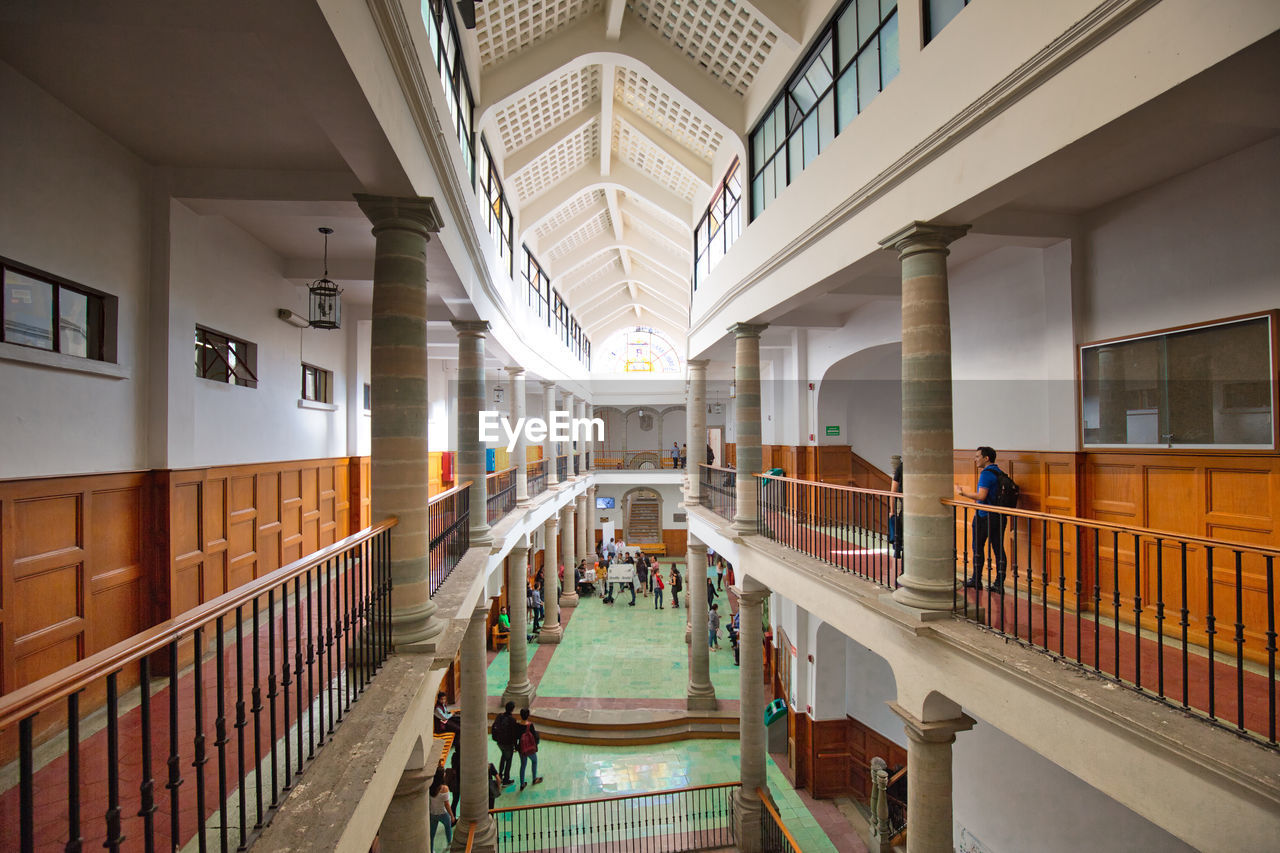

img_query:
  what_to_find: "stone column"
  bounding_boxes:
[732,580,771,852]
[507,366,531,506]
[451,603,497,852]
[685,359,708,506]
[575,493,589,573]
[538,515,563,643]
[453,321,493,547]
[503,543,534,707]
[586,401,595,469]
[586,486,597,557]
[686,536,716,710]
[567,393,579,477]
[377,750,432,852]
[357,194,446,649]
[731,324,768,535]
[879,222,969,611]
[559,503,578,607]
[889,704,974,853]
[542,381,560,487]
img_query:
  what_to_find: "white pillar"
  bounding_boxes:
[538,515,562,643]
[559,503,579,607]
[507,366,530,506]
[543,381,560,487]
[503,543,534,707]
[450,603,497,852]
[686,359,708,506]
[889,703,974,853]
[732,579,771,853]
[731,324,767,534]
[453,321,492,547]
[686,536,716,710]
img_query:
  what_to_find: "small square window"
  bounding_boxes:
[363,382,372,410]
[2,259,110,361]
[302,363,333,404]
[195,326,257,388]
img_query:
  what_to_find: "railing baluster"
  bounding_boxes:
[1207,546,1217,721]
[138,656,157,853]
[193,626,209,853]
[20,716,34,853]
[1058,524,1066,658]
[252,595,265,829]
[1133,533,1142,689]
[104,671,124,853]
[1265,555,1276,746]
[1155,539,1165,700]
[216,616,229,853]
[167,640,182,850]
[1234,549,1247,734]
[234,606,248,849]
[68,691,83,853]
[268,589,280,809]
[294,574,304,774]
[1180,542,1190,710]
[1112,530,1120,680]
[1093,528,1102,673]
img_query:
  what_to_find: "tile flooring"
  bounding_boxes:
[478,562,847,853]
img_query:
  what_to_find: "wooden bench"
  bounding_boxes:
[637,543,667,557]
[491,624,509,651]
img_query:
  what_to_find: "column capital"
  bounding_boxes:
[687,540,707,556]
[355,194,444,237]
[687,358,709,371]
[508,543,530,558]
[540,379,558,391]
[470,602,491,622]
[735,587,769,607]
[544,515,559,532]
[878,221,970,258]
[728,322,769,338]
[888,702,975,743]
[451,320,491,336]
[504,365,526,377]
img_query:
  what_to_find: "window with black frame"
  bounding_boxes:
[693,158,743,290]
[1080,313,1276,448]
[2,258,109,361]
[302,363,333,404]
[749,0,899,219]
[924,0,971,44]
[421,0,475,182]
[524,246,551,322]
[195,326,257,388]
[477,138,514,276]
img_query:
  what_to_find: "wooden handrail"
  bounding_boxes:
[943,497,1280,559]
[700,463,739,475]
[463,820,476,852]
[485,465,516,480]
[429,480,472,505]
[753,470,897,498]
[488,781,740,814]
[0,518,398,732]
[757,786,804,850]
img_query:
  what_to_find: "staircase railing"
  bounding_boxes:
[429,481,471,596]
[758,786,803,853]
[700,464,736,521]
[594,448,681,469]
[0,520,397,853]
[491,781,739,852]
[869,758,906,851]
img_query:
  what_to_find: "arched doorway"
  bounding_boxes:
[623,487,662,544]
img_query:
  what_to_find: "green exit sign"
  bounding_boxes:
[825,426,840,436]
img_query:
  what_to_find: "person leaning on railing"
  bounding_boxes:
[955,446,1008,592]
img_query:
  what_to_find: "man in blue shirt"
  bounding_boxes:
[955,446,1007,592]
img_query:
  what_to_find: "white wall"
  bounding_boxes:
[953,714,1198,853]
[843,637,903,746]
[590,481,687,535]
[0,60,150,478]
[169,203,354,468]
[817,342,902,471]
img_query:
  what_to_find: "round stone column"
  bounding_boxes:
[586,401,595,469]
[575,493,589,574]
[507,366,531,506]
[542,381,560,487]
[879,222,970,612]
[686,536,716,710]
[450,602,497,852]
[503,543,534,708]
[356,194,445,649]
[453,321,492,548]
[559,503,578,607]
[538,515,562,643]
[731,324,768,535]
[586,486,597,556]
[685,359,708,505]
[377,751,431,852]
[732,580,771,852]
[889,704,975,853]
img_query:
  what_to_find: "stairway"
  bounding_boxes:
[627,496,662,543]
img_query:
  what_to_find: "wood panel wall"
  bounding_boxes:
[785,710,907,801]
[661,529,688,557]
[1,456,367,698]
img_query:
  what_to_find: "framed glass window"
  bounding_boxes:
[2,259,107,360]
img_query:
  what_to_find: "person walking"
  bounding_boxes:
[492,700,518,785]
[653,569,665,609]
[429,776,454,850]
[709,603,722,650]
[707,577,717,603]
[637,556,649,597]
[671,441,681,468]
[716,560,724,590]
[670,565,682,608]
[516,708,543,790]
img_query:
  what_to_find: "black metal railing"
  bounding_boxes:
[573,453,580,476]
[594,448,681,469]
[700,464,737,521]
[947,499,1279,749]
[486,466,517,523]
[556,455,567,482]
[758,787,801,853]
[757,474,903,590]
[492,782,739,852]
[527,459,547,498]
[0,522,396,853]
[584,451,590,470]
[429,482,471,596]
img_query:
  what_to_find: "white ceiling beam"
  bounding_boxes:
[606,189,626,242]
[562,269,689,305]
[534,200,612,256]
[740,0,803,49]
[549,230,689,283]
[504,110,598,177]
[604,0,627,40]
[579,291,686,330]
[582,302,687,341]
[600,64,616,177]
[620,197,693,250]
[478,11,743,141]
[620,248,633,275]
[614,104,714,186]
[519,160,694,237]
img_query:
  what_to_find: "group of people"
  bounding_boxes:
[669,441,688,468]
[429,695,545,850]
[594,538,683,609]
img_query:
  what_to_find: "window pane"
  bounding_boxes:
[772,102,785,150]
[752,174,765,217]
[762,162,775,208]
[773,156,787,199]
[763,111,776,158]
[3,270,54,350]
[837,66,858,131]
[881,0,897,22]
[788,132,803,184]
[881,13,900,87]
[802,112,819,168]
[1166,318,1272,445]
[836,4,859,69]
[791,78,818,114]
[818,91,836,151]
[857,0,879,49]
[751,128,764,171]
[926,0,967,42]
[858,38,880,110]
[59,287,89,357]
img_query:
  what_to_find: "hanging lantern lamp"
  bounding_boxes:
[308,226,343,330]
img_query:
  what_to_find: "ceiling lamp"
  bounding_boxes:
[308,226,342,330]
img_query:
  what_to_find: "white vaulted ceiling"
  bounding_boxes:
[474,0,798,348]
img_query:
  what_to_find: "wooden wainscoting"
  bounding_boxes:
[0,472,150,699]
[661,529,687,557]
[789,711,906,801]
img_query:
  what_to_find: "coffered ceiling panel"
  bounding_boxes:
[626,0,778,95]
[477,0,604,68]
[612,120,705,202]
[493,64,602,154]
[544,209,615,262]
[509,117,600,203]
[614,67,723,161]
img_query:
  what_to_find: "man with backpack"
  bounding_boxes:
[492,701,519,786]
[956,446,1016,593]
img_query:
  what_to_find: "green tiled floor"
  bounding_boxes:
[480,562,839,853]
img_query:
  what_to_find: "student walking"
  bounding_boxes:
[709,603,722,650]
[653,570,665,608]
[670,565,682,608]
[429,777,454,850]
[516,708,543,790]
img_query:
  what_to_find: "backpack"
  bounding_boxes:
[991,467,1019,508]
[518,726,538,756]
[491,714,510,744]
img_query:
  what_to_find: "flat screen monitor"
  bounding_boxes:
[595,496,615,509]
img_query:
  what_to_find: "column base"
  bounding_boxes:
[732,516,757,536]
[377,765,432,852]
[891,574,956,612]
[449,815,497,853]
[502,682,535,709]
[470,526,494,549]
[732,788,765,853]
[686,689,718,711]
[389,600,446,649]
[684,622,691,644]
[536,625,563,644]
[559,591,580,608]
